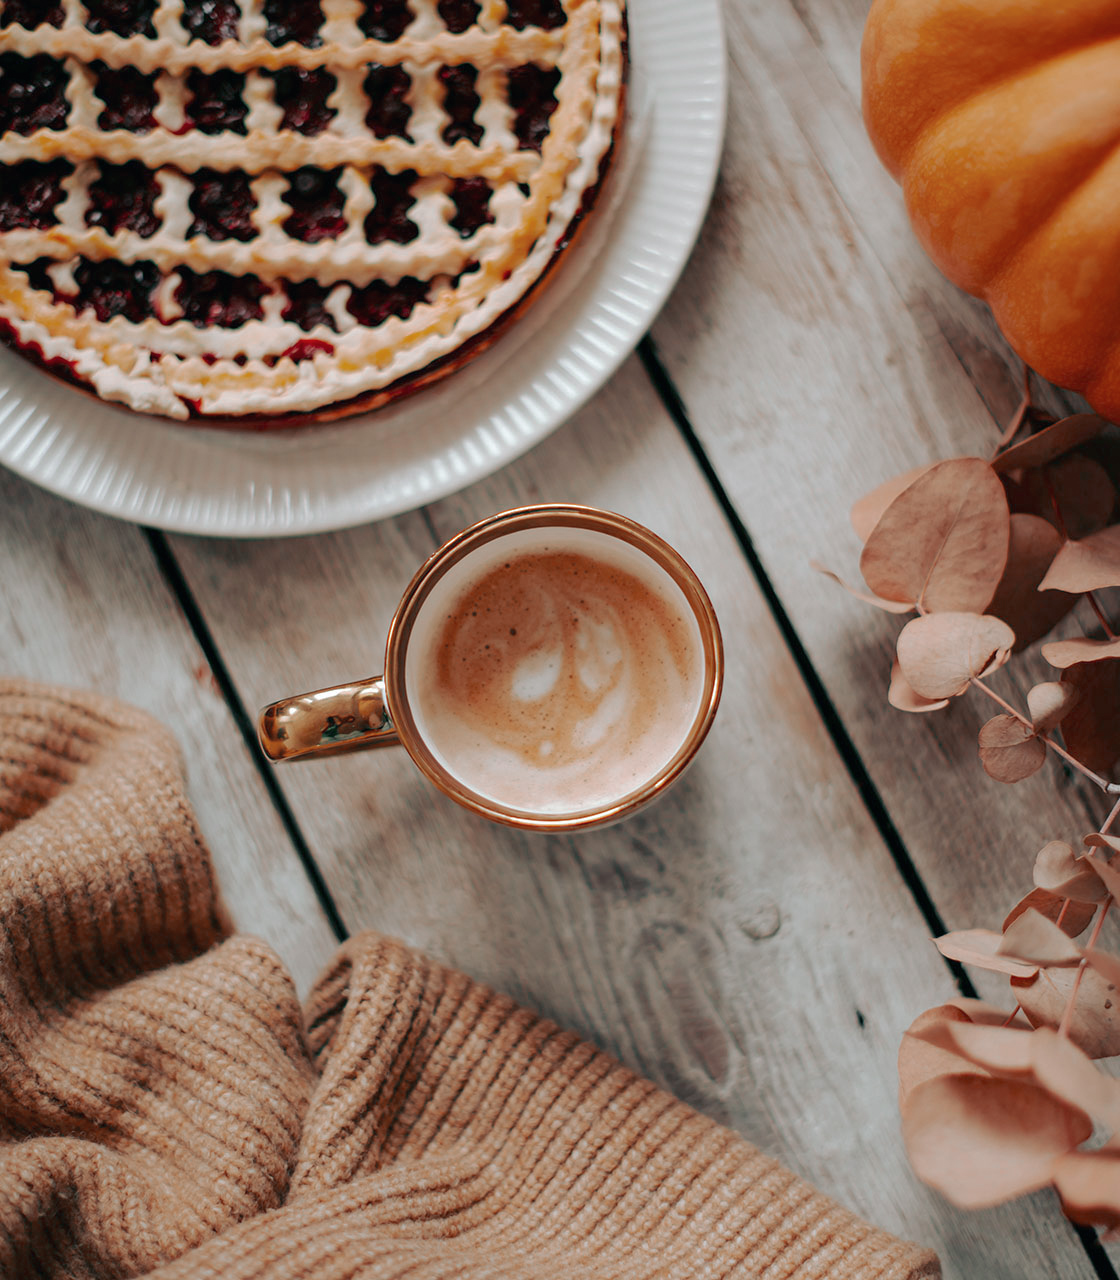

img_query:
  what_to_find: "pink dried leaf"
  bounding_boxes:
[1040,524,1120,593]
[1033,841,1108,904]
[850,463,937,543]
[896,612,1014,699]
[1060,660,1120,776]
[992,414,1107,474]
[1004,888,1097,938]
[977,715,1047,783]
[997,908,1083,967]
[809,562,916,613]
[1023,454,1117,541]
[911,1020,1120,1132]
[986,515,1074,651]
[887,661,950,713]
[935,929,1037,979]
[1013,965,1120,1058]
[1081,851,1120,901]
[1042,636,1120,668]
[1084,833,1120,856]
[902,1074,1091,1209]
[1053,1148,1120,1232]
[898,1005,988,1111]
[1086,949,1120,992]
[860,458,1010,612]
[1026,681,1079,732]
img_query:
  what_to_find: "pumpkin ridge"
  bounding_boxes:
[862,0,1120,178]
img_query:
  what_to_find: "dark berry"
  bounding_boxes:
[279,337,334,362]
[508,63,559,152]
[182,0,239,42]
[282,279,337,331]
[363,64,411,139]
[84,0,156,35]
[438,64,482,146]
[448,176,493,237]
[15,258,56,295]
[268,67,336,134]
[282,166,346,243]
[186,69,248,134]
[363,167,418,244]
[73,257,159,322]
[357,0,411,40]
[93,64,158,131]
[176,268,266,327]
[346,276,426,327]
[0,54,68,133]
[0,0,64,27]
[188,169,256,240]
[436,0,477,32]
[504,0,564,28]
[86,160,160,237]
[263,0,322,47]
[0,160,71,231]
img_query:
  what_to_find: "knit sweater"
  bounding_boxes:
[0,679,939,1280]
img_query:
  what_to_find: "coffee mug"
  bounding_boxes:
[258,504,723,831]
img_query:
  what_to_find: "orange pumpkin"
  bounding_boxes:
[862,0,1120,421]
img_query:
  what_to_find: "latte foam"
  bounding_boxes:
[405,528,704,816]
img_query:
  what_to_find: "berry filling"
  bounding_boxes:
[263,0,323,47]
[0,54,68,134]
[282,167,346,243]
[93,64,159,132]
[278,337,334,363]
[268,67,336,134]
[436,0,478,33]
[73,257,159,321]
[439,64,482,146]
[504,0,565,29]
[363,65,411,140]
[84,0,156,35]
[0,160,71,231]
[0,0,64,27]
[189,168,256,240]
[508,64,560,152]
[282,279,337,331]
[364,167,419,244]
[358,0,411,41]
[186,69,248,134]
[182,0,239,43]
[346,275,427,326]
[449,176,494,236]
[86,160,160,236]
[176,267,266,327]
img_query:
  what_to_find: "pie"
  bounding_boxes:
[0,0,625,423]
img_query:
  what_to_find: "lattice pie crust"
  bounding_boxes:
[0,0,624,420]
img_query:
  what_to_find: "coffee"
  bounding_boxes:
[406,529,704,815]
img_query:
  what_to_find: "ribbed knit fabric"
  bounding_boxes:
[0,679,940,1280]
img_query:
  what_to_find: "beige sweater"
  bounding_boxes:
[0,679,939,1280]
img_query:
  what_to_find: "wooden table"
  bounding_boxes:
[4,3,1116,1278]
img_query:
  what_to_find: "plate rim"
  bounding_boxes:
[0,0,727,538]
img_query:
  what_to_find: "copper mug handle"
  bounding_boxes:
[258,677,398,761]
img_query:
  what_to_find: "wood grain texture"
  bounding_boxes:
[0,469,339,995]
[169,357,1085,1279]
[650,0,1109,958]
[647,4,1107,1273]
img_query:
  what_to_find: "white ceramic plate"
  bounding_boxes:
[0,0,725,537]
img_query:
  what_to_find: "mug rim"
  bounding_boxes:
[382,503,723,832]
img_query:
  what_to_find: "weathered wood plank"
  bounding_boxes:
[650,0,1109,948]
[169,357,1088,1278]
[647,3,1108,1273]
[0,470,339,995]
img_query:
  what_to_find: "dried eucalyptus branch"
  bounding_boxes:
[817,383,1120,1234]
